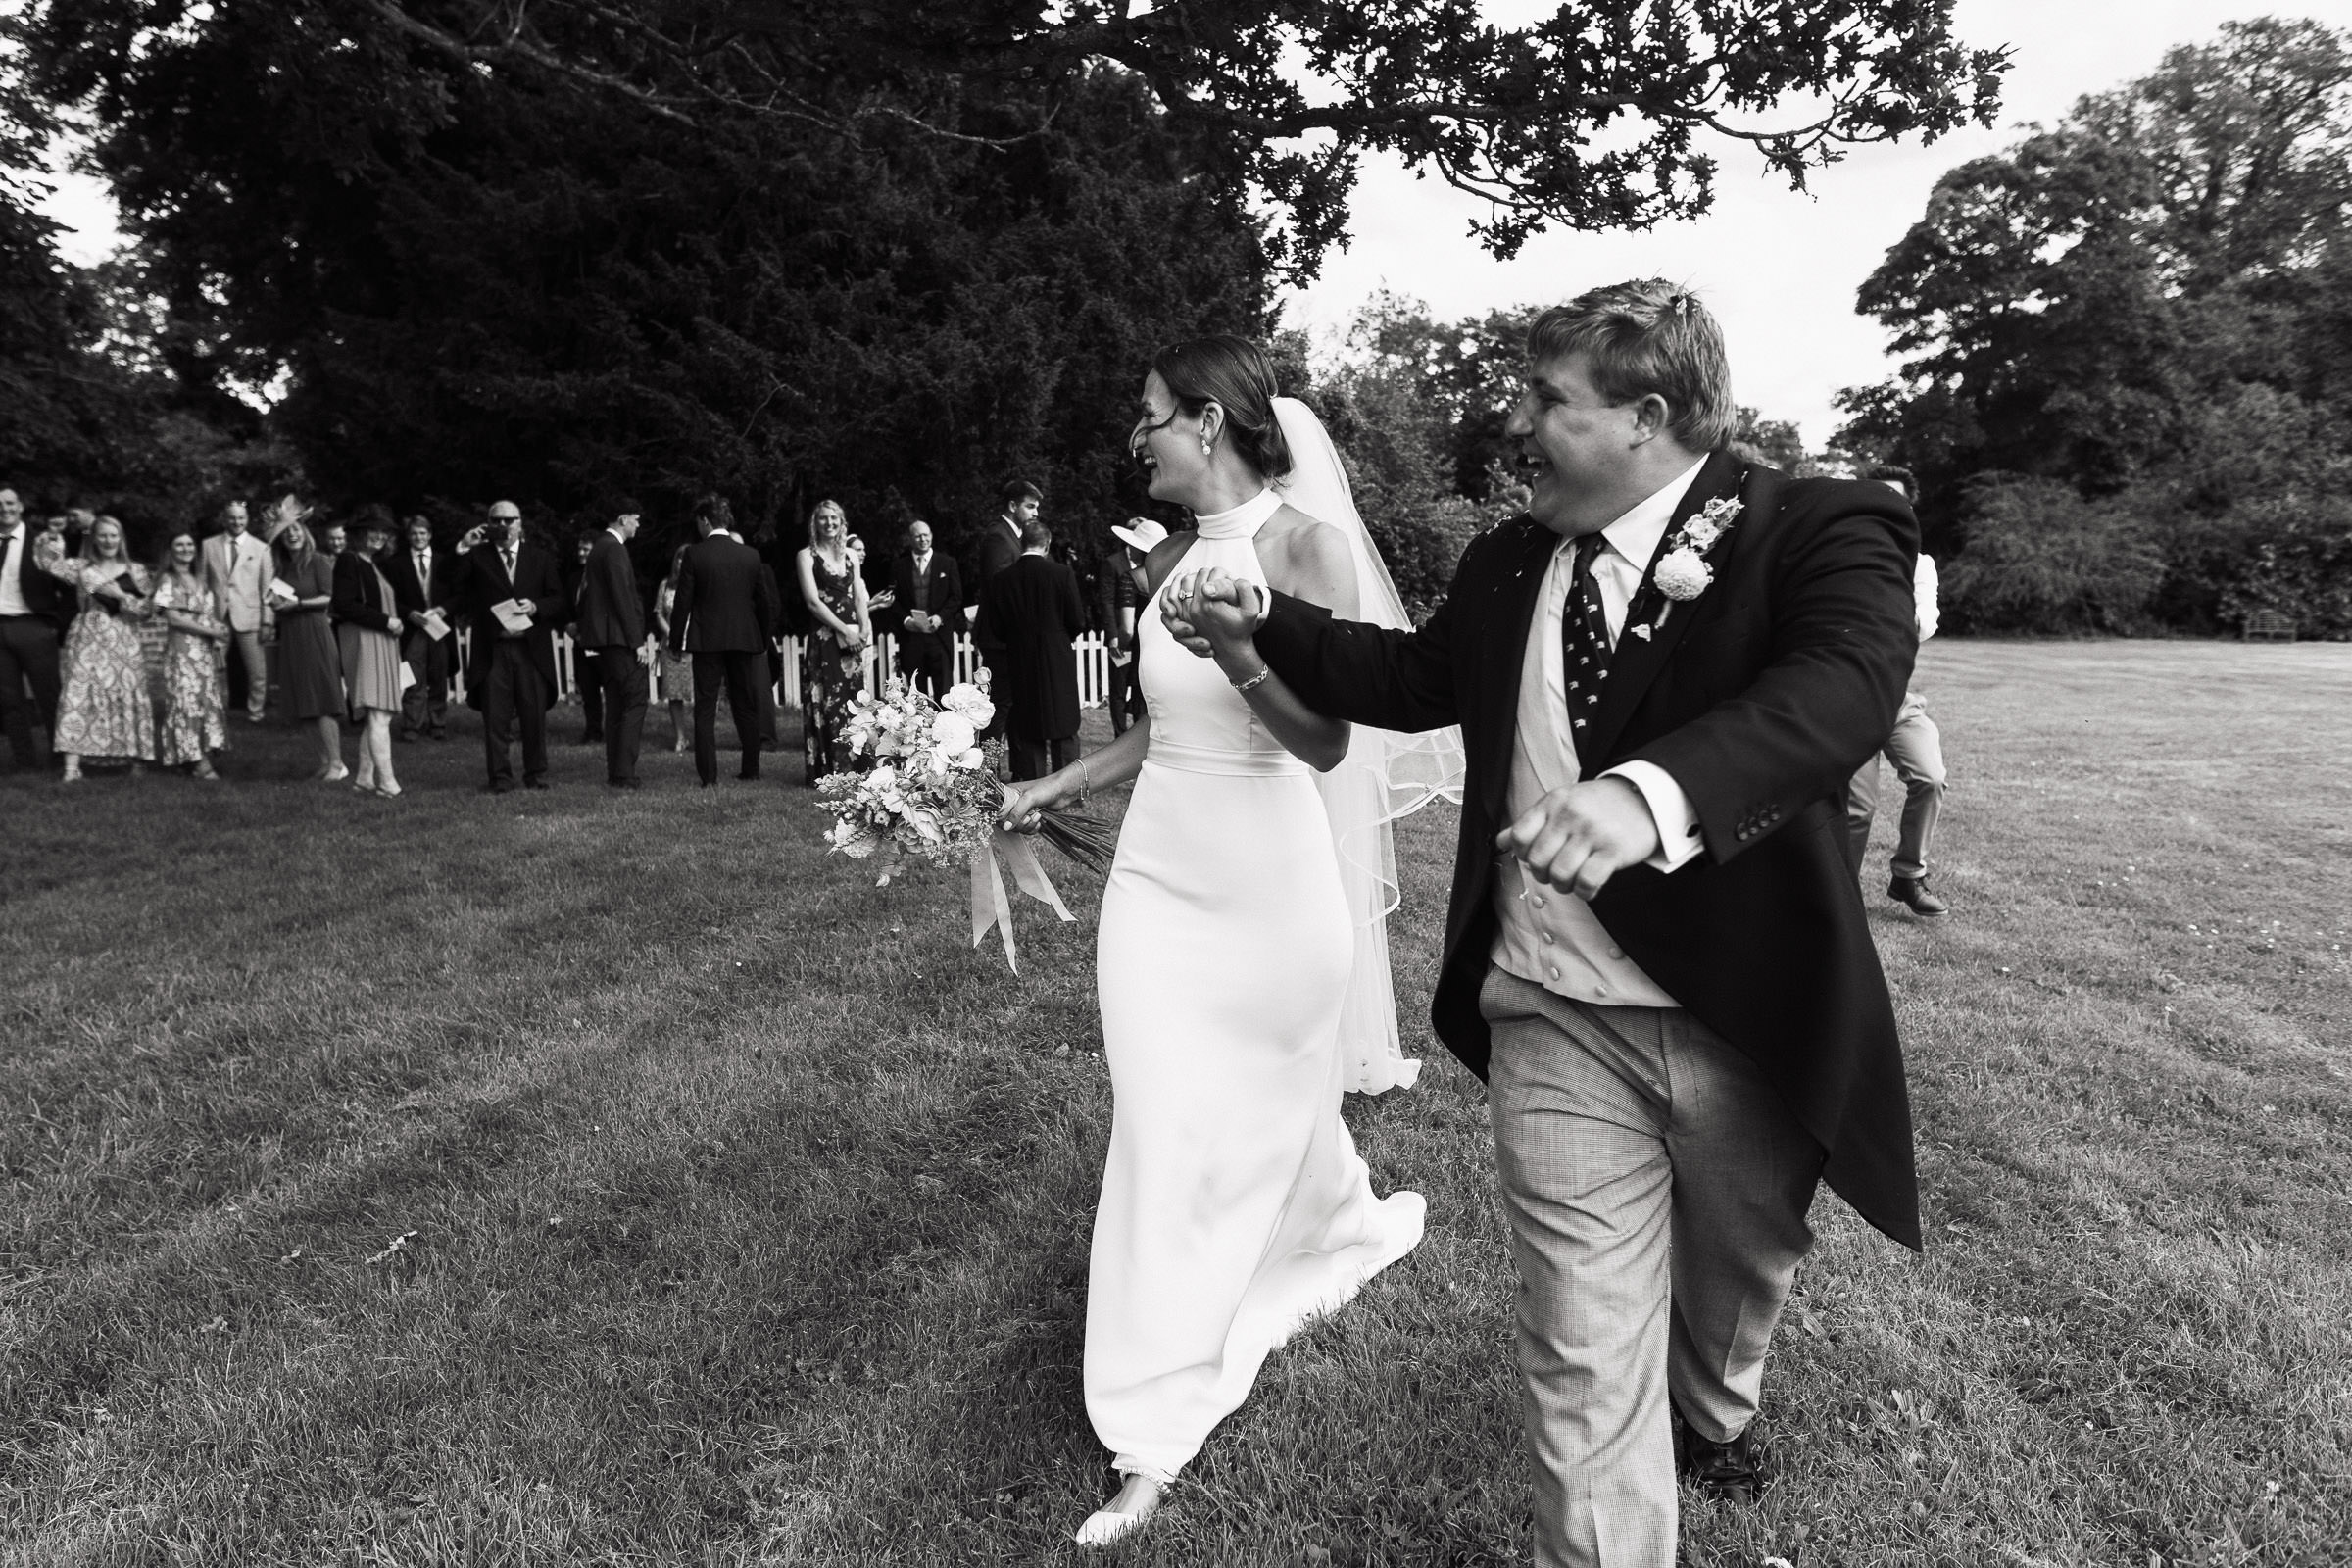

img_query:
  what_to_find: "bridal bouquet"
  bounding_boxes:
[818,677,1003,870]
[816,674,1115,970]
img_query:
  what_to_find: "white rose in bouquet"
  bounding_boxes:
[942,681,995,729]
[930,711,976,757]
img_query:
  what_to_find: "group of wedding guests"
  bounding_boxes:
[0,491,425,793]
[0,492,259,783]
[6,474,1136,802]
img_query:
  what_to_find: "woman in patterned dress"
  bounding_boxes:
[151,528,231,779]
[793,498,869,784]
[654,543,695,753]
[36,514,158,782]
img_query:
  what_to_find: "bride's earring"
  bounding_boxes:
[1200,434,1213,456]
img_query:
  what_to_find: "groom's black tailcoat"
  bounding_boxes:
[1257,451,1924,1247]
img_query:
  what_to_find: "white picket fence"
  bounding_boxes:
[448,629,1120,712]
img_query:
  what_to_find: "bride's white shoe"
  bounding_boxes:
[1075,1477,1163,1547]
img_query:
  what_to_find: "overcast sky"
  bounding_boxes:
[1278,0,2349,445]
[35,1,2346,445]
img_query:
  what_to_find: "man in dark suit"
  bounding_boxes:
[968,479,1037,743]
[977,518,1085,780]
[1170,282,1920,1568]
[451,500,569,793]
[890,519,963,700]
[383,514,452,740]
[574,504,649,787]
[667,495,780,786]
[0,485,68,772]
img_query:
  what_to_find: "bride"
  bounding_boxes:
[1001,335,1461,1546]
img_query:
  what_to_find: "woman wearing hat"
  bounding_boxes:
[263,499,348,781]
[1104,516,1165,736]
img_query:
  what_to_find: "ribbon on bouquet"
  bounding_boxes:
[971,830,1075,972]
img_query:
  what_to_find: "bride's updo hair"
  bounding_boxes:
[1150,336,1294,481]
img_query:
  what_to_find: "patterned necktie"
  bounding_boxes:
[1560,531,1611,760]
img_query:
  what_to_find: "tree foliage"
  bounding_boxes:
[1838,18,2352,634]
[29,0,2008,278]
[14,0,2011,581]
[18,3,1282,580]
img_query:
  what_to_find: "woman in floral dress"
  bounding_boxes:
[36,515,157,781]
[794,498,870,784]
[151,528,231,779]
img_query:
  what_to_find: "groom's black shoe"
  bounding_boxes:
[1887,873,1951,918]
[1676,1419,1764,1504]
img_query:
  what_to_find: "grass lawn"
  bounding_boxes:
[3,640,2348,1567]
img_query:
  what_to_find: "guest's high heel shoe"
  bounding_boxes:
[1075,1476,1163,1547]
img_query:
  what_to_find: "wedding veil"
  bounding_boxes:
[1271,396,1468,1094]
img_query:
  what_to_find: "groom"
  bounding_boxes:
[1172,281,1922,1567]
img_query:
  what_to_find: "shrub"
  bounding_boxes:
[1942,474,2164,633]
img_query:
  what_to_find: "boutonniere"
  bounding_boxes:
[1633,496,1741,638]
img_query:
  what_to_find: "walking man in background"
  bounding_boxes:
[892,519,962,700]
[668,495,780,786]
[970,479,1039,748]
[977,516,1084,781]
[386,514,451,740]
[1846,465,1951,918]
[453,500,566,793]
[574,504,649,788]
[203,499,272,722]
[0,486,67,772]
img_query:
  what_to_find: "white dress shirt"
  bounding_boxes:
[1490,458,1710,1010]
[0,525,29,616]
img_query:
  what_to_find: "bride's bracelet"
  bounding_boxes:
[1230,665,1273,695]
[1074,757,1091,804]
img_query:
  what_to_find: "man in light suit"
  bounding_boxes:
[574,504,649,787]
[384,514,452,740]
[1172,287,1922,1568]
[202,500,272,721]
[667,495,780,786]
[451,500,569,793]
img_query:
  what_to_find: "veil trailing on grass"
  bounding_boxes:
[1272,396,1468,1095]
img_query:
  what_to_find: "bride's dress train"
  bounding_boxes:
[1084,489,1427,1489]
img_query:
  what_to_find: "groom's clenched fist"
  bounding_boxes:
[1497,777,1662,900]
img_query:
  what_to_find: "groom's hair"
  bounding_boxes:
[1528,281,1737,453]
[1151,336,1294,481]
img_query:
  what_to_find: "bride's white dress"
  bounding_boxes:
[1085,488,1427,1484]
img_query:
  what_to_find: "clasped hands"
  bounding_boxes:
[1160,567,1658,900]
[1157,567,1264,659]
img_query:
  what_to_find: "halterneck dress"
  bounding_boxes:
[1084,488,1425,1484]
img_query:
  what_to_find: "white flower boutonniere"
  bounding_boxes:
[1640,495,1742,635]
